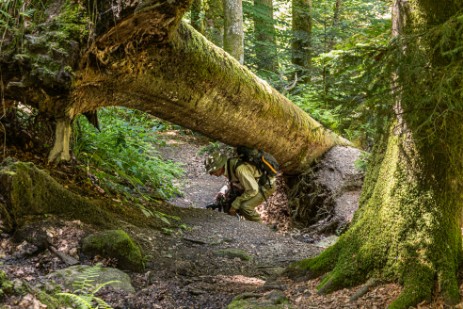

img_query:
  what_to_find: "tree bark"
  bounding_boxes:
[327,0,342,50]
[0,0,349,173]
[204,0,224,47]
[253,0,278,72]
[291,0,312,81]
[322,0,342,94]
[191,0,205,33]
[71,18,350,174]
[286,0,463,307]
[223,0,244,63]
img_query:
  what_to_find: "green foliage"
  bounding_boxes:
[0,0,89,93]
[56,265,116,309]
[0,0,32,50]
[241,0,393,150]
[138,203,180,225]
[0,270,14,298]
[285,18,392,149]
[0,0,88,49]
[354,151,370,172]
[289,90,341,129]
[74,107,184,201]
[52,1,89,41]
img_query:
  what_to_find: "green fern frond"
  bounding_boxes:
[92,280,120,294]
[57,292,94,309]
[93,296,113,309]
[55,265,117,309]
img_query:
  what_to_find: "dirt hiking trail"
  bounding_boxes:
[0,132,404,308]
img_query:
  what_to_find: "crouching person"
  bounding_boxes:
[204,152,276,222]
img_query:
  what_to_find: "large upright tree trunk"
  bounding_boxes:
[286,0,463,308]
[322,0,342,95]
[291,0,312,80]
[253,0,278,72]
[223,0,244,63]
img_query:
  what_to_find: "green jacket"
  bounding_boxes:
[224,158,274,211]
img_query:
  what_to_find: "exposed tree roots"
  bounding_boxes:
[48,118,72,163]
[284,231,461,309]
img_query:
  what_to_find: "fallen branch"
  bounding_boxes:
[48,245,79,266]
[349,278,380,302]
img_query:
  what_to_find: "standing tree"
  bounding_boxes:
[291,0,312,81]
[204,0,224,47]
[191,0,205,33]
[322,0,342,95]
[253,0,278,73]
[223,0,244,63]
[286,0,463,308]
[327,0,342,50]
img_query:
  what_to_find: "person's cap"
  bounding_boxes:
[204,152,226,173]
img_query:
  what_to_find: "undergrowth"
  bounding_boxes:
[56,264,115,309]
[73,107,184,202]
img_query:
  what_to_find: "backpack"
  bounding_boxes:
[235,145,280,187]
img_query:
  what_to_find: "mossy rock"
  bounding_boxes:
[213,248,253,261]
[0,161,113,232]
[49,264,135,293]
[0,160,169,234]
[81,230,145,272]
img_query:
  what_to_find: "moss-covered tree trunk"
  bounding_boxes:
[286,1,463,307]
[0,0,349,174]
[71,18,350,174]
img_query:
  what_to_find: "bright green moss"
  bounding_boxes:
[81,230,145,272]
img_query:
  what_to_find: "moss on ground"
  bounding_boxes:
[0,270,14,301]
[81,230,145,272]
[0,161,174,233]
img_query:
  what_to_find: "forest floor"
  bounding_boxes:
[2,130,451,309]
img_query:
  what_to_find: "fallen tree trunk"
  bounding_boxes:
[0,0,351,173]
[70,19,350,174]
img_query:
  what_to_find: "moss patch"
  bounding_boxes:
[0,161,114,230]
[0,270,14,300]
[81,230,145,272]
[0,161,170,232]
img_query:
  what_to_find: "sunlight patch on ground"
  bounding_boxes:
[215,275,265,287]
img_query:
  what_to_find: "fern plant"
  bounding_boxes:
[73,107,184,201]
[56,265,117,309]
